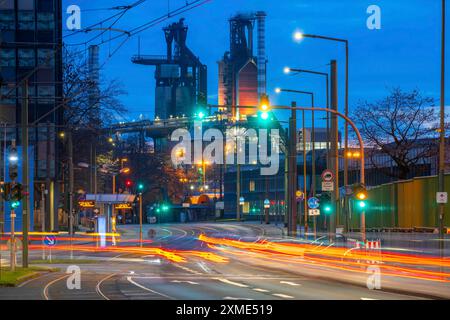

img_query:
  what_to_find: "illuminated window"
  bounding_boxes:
[18,11,34,30]
[249,180,255,192]
[18,48,35,67]
[0,49,16,67]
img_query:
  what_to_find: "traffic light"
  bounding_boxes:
[137,183,144,192]
[125,179,133,188]
[10,183,23,202]
[258,94,271,121]
[353,183,368,210]
[162,204,170,212]
[9,145,18,180]
[319,192,333,215]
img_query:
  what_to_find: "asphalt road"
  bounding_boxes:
[0,222,440,300]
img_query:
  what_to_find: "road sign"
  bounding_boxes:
[264,199,270,209]
[308,197,320,209]
[115,203,132,210]
[308,209,320,216]
[7,238,22,250]
[239,197,245,205]
[43,235,57,247]
[437,192,448,204]
[322,181,334,192]
[182,203,191,208]
[295,190,304,201]
[321,170,334,182]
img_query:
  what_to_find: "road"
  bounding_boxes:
[0,222,447,300]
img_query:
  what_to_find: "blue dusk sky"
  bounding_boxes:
[62,0,449,127]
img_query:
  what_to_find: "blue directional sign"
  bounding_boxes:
[308,197,320,209]
[43,235,57,247]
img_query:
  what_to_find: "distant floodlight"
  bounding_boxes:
[283,67,291,74]
[293,31,304,41]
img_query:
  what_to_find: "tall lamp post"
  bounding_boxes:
[438,0,446,254]
[284,67,330,168]
[275,88,316,235]
[293,32,350,192]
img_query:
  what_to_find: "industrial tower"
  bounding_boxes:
[218,11,267,119]
[131,19,207,120]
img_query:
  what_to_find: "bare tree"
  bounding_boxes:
[353,88,443,180]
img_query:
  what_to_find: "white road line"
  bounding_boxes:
[272,293,295,299]
[171,280,199,285]
[361,297,378,300]
[253,288,269,293]
[126,276,175,300]
[214,278,248,288]
[223,297,254,300]
[96,273,117,300]
[43,274,70,300]
[280,281,301,286]
[172,264,202,275]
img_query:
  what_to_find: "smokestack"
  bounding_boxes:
[256,11,267,98]
[88,45,100,107]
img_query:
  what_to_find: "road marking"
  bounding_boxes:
[43,274,70,300]
[171,280,199,285]
[214,278,248,288]
[96,273,117,300]
[223,297,254,300]
[272,293,295,299]
[172,264,202,275]
[280,281,301,286]
[253,288,269,293]
[361,297,378,300]
[197,262,211,273]
[126,276,174,300]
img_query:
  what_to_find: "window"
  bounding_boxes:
[18,11,34,30]
[18,0,34,10]
[0,0,14,9]
[37,12,54,30]
[37,86,55,104]
[37,49,54,67]
[0,11,15,30]
[18,48,35,67]
[249,180,255,192]
[0,48,16,67]
[0,86,15,104]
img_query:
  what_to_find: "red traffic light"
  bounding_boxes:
[125,180,133,187]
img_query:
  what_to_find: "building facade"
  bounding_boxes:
[0,0,63,231]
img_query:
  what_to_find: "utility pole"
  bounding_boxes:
[9,139,17,272]
[21,80,29,268]
[438,0,446,255]
[139,192,143,247]
[236,163,241,221]
[68,130,74,235]
[303,110,308,237]
[330,60,339,241]
[288,102,298,236]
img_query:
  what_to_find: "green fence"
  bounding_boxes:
[345,174,450,229]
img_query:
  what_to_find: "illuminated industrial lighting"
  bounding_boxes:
[108,137,114,143]
[283,67,291,74]
[275,87,282,94]
[59,132,65,138]
[120,167,131,174]
[8,154,18,163]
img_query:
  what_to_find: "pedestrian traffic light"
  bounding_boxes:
[11,200,20,209]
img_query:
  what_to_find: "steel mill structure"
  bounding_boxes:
[218,11,267,118]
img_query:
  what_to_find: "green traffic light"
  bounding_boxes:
[138,183,144,190]
[11,201,20,209]
[260,111,269,120]
[156,208,161,213]
[162,205,169,212]
[324,205,332,214]
[358,200,366,209]
[198,111,205,119]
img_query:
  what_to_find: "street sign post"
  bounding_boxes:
[295,190,304,202]
[264,199,270,209]
[239,197,245,205]
[308,209,320,216]
[321,170,334,182]
[43,235,56,262]
[322,182,334,192]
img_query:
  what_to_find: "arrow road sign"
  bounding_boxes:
[308,197,320,209]
[43,235,57,247]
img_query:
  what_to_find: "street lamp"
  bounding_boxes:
[293,32,350,190]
